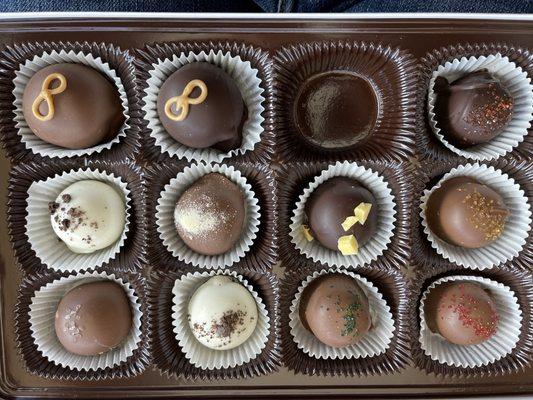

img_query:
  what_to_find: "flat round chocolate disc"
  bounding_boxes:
[294,71,378,149]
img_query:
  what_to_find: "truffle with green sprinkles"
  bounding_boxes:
[299,273,371,348]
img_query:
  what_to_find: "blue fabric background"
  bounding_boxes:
[0,0,531,13]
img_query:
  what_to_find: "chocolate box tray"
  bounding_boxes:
[0,12,533,399]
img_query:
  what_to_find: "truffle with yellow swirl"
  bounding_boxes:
[22,63,124,150]
[157,62,246,152]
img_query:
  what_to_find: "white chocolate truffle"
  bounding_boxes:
[49,180,126,254]
[187,275,258,350]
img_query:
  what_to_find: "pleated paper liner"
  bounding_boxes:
[277,161,413,272]
[134,41,274,164]
[280,262,411,376]
[8,159,147,274]
[0,41,141,164]
[147,265,281,380]
[273,41,418,163]
[417,43,533,163]
[411,158,533,271]
[410,263,533,377]
[14,268,151,380]
[145,160,277,272]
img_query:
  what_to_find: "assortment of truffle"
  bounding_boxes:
[48,180,126,254]
[187,275,258,350]
[433,69,514,148]
[22,63,124,150]
[425,176,509,249]
[299,273,371,348]
[174,173,245,256]
[303,177,377,255]
[157,62,246,152]
[424,281,499,346]
[54,281,132,356]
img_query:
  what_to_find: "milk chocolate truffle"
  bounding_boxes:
[426,176,509,249]
[424,282,499,346]
[22,63,124,149]
[157,62,246,152]
[187,276,258,350]
[49,180,126,254]
[304,177,378,255]
[54,281,132,356]
[174,173,245,256]
[300,273,371,348]
[434,69,514,148]
[295,71,378,149]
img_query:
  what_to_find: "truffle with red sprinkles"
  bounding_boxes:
[434,69,514,148]
[424,281,499,346]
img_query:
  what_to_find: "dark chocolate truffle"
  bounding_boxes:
[174,173,245,256]
[157,62,246,152]
[22,63,124,150]
[300,273,371,347]
[294,71,378,149]
[304,177,378,255]
[426,176,509,249]
[424,281,499,346]
[54,281,132,356]
[434,69,514,148]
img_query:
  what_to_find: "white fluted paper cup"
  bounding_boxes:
[156,162,260,269]
[142,50,265,162]
[171,270,270,370]
[419,275,522,368]
[26,167,131,272]
[420,163,531,269]
[428,53,533,160]
[289,268,394,359]
[28,271,143,371]
[289,161,396,268]
[12,49,130,158]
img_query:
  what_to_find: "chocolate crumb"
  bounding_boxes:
[61,219,71,230]
[61,194,72,203]
[48,201,60,215]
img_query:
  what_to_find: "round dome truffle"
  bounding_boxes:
[174,173,245,256]
[49,180,126,254]
[295,71,378,149]
[304,176,378,255]
[434,69,514,148]
[157,62,246,152]
[22,63,124,150]
[300,273,371,348]
[54,281,132,356]
[426,176,508,249]
[424,281,499,346]
[187,275,258,350]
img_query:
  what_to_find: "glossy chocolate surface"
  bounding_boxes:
[294,71,378,149]
[174,173,245,256]
[424,281,499,346]
[426,176,509,249]
[434,70,514,148]
[54,281,132,356]
[22,63,124,150]
[305,176,378,251]
[157,62,245,152]
[300,273,371,348]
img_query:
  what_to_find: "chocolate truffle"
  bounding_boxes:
[49,180,126,254]
[157,62,246,152]
[55,281,132,356]
[426,176,508,249]
[424,281,499,346]
[434,69,514,148]
[22,63,124,149]
[295,71,378,149]
[174,173,245,256]
[187,276,258,350]
[300,273,371,348]
[304,177,378,255]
